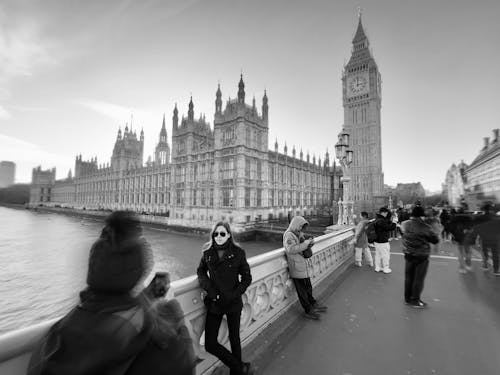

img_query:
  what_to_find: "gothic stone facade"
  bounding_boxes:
[31,76,336,230]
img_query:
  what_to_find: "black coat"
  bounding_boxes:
[374,214,396,243]
[197,244,252,314]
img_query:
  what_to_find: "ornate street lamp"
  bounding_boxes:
[335,128,354,226]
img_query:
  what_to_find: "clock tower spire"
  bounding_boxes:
[342,13,384,214]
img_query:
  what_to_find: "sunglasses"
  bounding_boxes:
[214,231,227,237]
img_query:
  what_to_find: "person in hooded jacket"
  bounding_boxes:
[197,221,253,375]
[283,216,328,320]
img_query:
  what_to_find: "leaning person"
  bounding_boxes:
[283,216,328,320]
[197,222,253,375]
[27,211,154,375]
[373,207,397,273]
[351,211,374,267]
[401,206,439,308]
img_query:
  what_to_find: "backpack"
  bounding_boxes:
[366,221,377,243]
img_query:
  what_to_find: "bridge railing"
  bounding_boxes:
[0,227,354,375]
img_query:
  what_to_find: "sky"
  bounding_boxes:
[1,0,499,192]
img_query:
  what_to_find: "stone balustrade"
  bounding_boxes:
[0,227,354,374]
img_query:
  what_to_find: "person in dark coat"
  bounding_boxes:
[27,211,197,375]
[474,205,500,275]
[401,206,440,308]
[27,211,154,375]
[449,209,474,273]
[197,221,253,375]
[373,207,397,273]
[440,209,451,241]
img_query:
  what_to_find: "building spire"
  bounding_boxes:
[352,9,368,44]
[188,96,194,120]
[238,73,245,103]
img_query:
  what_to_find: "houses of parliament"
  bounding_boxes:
[30,16,384,229]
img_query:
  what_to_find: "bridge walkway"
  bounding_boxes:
[260,239,500,375]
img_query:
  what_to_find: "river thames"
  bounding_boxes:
[0,206,280,334]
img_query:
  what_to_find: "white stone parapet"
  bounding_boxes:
[0,227,354,375]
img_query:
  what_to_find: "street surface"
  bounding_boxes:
[262,239,500,375]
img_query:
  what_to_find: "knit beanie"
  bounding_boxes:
[86,212,153,293]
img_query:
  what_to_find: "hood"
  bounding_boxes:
[287,216,308,235]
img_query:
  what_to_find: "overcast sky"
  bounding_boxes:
[1,0,499,192]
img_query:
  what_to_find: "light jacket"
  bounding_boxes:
[353,218,369,248]
[283,216,312,279]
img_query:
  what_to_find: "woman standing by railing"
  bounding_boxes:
[197,221,253,375]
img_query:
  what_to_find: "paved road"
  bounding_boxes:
[262,240,500,375]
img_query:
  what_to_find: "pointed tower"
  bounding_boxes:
[342,11,384,214]
[155,114,170,165]
[262,90,268,124]
[173,104,179,130]
[215,83,222,114]
[238,74,245,104]
[188,97,194,121]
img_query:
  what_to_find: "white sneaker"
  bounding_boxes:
[465,265,473,272]
[458,268,467,274]
[355,261,362,267]
[383,268,392,274]
[374,268,381,272]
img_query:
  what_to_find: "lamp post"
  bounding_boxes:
[335,129,354,226]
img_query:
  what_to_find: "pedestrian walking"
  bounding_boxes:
[424,208,442,254]
[283,216,328,320]
[449,209,474,273]
[350,211,374,267]
[474,204,500,275]
[440,209,451,241]
[373,207,397,273]
[197,221,254,375]
[401,206,440,308]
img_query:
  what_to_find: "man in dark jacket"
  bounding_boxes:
[449,209,474,273]
[401,206,440,308]
[373,207,397,273]
[474,205,500,275]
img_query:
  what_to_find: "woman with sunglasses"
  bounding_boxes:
[197,221,253,375]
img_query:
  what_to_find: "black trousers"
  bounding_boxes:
[204,310,242,374]
[404,254,429,303]
[293,277,316,313]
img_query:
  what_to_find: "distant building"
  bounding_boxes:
[388,182,425,206]
[464,129,500,210]
[0,161,15,188]
[30,76,341,230]
[444,162,467,207]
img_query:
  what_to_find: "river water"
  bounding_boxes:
[0,207,280,335]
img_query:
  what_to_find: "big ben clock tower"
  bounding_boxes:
[342,13,384,214]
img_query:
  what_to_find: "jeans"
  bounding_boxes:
[205,310,243,374]
[404,254,429,303]
[456,243,471,269]
[293,277,316,313]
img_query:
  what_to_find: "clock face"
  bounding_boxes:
[347,73,369,98]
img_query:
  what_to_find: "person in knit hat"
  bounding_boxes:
[28,211,154,375]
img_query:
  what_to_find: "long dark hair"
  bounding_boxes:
[201,221,238,252]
